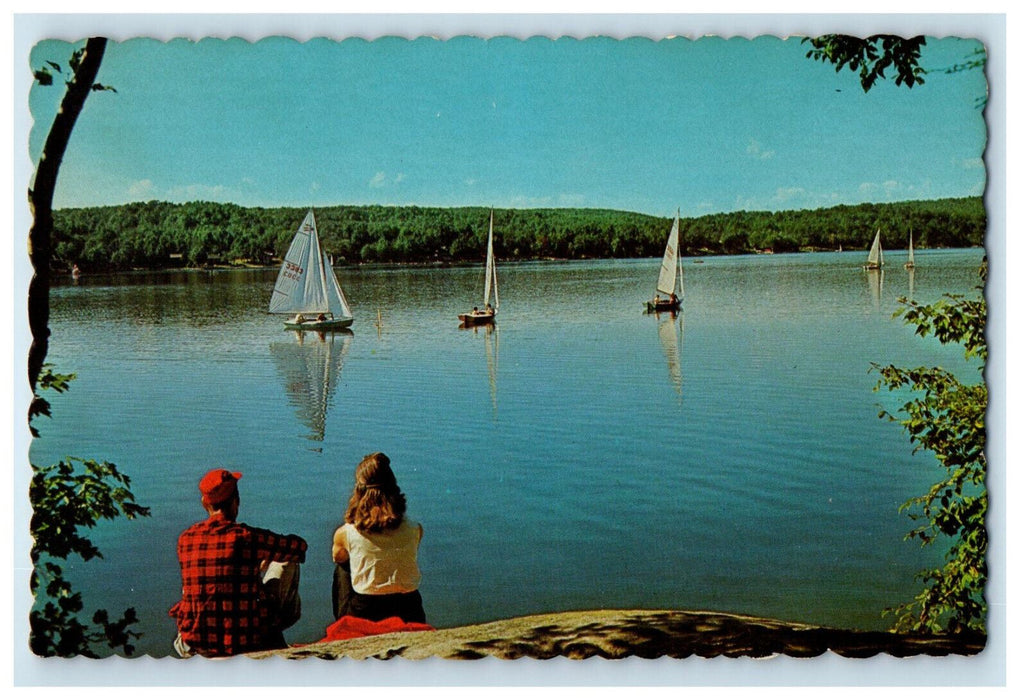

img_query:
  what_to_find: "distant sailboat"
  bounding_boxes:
[904,229,916,270]
[458,210,499,325]
[645,211,684,313]
[269,210,354,331]
[863,228,884,271]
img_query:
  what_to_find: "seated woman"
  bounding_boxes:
[331,452,426,624]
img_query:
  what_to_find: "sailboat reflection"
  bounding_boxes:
[867,268,883,309]
[655,310,684,400]
[269,329,353,443]
[907,266,915,299]
[459,321,499,414]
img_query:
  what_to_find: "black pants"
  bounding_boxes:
[332,562,426,624]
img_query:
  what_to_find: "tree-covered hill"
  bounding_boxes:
[51,197,985,272]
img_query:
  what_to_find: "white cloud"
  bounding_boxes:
[369,171,406,189]
[167,183,229,201]
[734,186,844,212]
[500,193,587,208]
[128,179,156,198]
[858,179,926,200]
[770,186,808,204]
[509,195,556,208]
[746,138,774,160]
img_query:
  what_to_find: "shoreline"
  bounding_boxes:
[253,609,986,661]
[58,244,987,278]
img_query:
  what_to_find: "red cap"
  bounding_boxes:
[198,469,242,503]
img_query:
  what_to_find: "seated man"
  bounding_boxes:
[169,469,307,657]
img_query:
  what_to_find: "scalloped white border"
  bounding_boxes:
[6,7,1012,692]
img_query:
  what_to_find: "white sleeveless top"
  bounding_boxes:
[340,518,422,595]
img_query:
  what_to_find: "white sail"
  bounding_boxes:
[323,251,353,319]
[269,210,316,313]
[907,230,915,265]
[866,228,883,267]
[656,214,681,296]
[268,210,353,322]
[483,211,498,308]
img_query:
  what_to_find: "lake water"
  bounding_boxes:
[30,248,984,657]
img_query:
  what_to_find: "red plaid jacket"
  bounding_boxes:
[169,512,307,656]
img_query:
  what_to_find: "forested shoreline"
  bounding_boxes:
[51,197,985,272]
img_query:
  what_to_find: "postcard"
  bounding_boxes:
[11,10,1007,689]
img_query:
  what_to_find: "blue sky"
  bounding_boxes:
[24,24,987,218]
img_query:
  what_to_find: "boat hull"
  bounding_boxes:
[863,263,882,271]
[458,311,496,326]
[645,300,681,314]
[284,318,354,331]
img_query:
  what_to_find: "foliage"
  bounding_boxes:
[34,49,117,94]
[803,32,988,637]
[874,263,987,635]
[29,37,112,394]
[803,34,926,91]
[28,364,75,437]
[49,197,986,273]
[28,42,148,657]
[29,459,151,657]
[29,370,152,657]
[939,46,987,76]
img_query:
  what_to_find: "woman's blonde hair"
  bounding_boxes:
[344,452,407,532]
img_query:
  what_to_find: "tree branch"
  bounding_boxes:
[28,37,107,394]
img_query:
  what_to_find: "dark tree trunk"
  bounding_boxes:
[27,37,107,393]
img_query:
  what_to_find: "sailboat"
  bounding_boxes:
[269,210,354,331]
[645,211,684,313]
[458,210,499,325]
[863,228,884,271]
[904,229,916,270]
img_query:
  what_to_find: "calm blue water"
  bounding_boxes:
[30,249,984,657]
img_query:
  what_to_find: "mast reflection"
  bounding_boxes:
[269,329,353,444]
[460,320,499,416]
[867,268,883,309]
[655,309,684,401]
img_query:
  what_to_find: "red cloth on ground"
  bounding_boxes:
[319,615,434,642]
